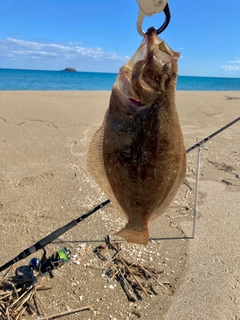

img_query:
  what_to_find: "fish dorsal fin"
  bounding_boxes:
[87,122,127,219]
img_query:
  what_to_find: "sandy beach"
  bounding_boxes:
[0,90,240,319]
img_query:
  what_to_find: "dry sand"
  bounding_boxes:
[0,90,239,319]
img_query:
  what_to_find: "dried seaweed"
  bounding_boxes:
[208,160,239,179]
[221,179,240,186]
[0,266,94,319]
[0,266,49,319]
[225,95,240,100]
[221,179,233,186]
[95,236,170,302]
[184,179,193,191]
[208,160,236,172]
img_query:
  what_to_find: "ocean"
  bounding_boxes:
[0,68,240,91]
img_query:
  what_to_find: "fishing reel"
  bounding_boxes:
[29,247,71,278]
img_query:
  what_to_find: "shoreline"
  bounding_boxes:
[1,89,240,91]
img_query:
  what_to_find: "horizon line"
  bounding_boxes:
[1,67,240,79]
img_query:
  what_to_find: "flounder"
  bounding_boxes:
[87,27,186,246]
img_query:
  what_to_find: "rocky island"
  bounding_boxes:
[61,67,77,72]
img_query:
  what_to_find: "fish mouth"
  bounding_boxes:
[115,28,180,107]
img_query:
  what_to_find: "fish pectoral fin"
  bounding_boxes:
[114,225,149,246]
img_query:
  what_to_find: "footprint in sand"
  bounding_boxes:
[69,126,92,159]
[17,172,54,187]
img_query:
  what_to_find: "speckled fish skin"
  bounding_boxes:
[87,28,186,246]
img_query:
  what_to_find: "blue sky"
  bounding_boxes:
[0,0,239,77]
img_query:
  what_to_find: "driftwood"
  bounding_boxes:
[39,305,94,320]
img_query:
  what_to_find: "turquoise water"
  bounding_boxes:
[0,68,240,91]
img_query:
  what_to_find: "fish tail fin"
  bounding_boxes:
[114,226,149,246]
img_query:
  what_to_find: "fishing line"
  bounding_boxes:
[0,117,239,272]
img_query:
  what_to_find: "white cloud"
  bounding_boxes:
[0,37,127,63]
[228,59,240,64]
[221,59,240,71]
[221,64,240,71]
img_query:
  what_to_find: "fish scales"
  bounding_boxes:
[87,27,186,246]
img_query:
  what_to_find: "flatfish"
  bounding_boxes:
[87,27,186,245]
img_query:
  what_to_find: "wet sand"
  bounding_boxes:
[0,91,239,319]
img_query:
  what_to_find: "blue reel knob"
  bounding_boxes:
[29,257,41,271]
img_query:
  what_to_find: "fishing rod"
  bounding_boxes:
[0,117,239,273]
[0,199,110,272]
[186,117,240,154]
